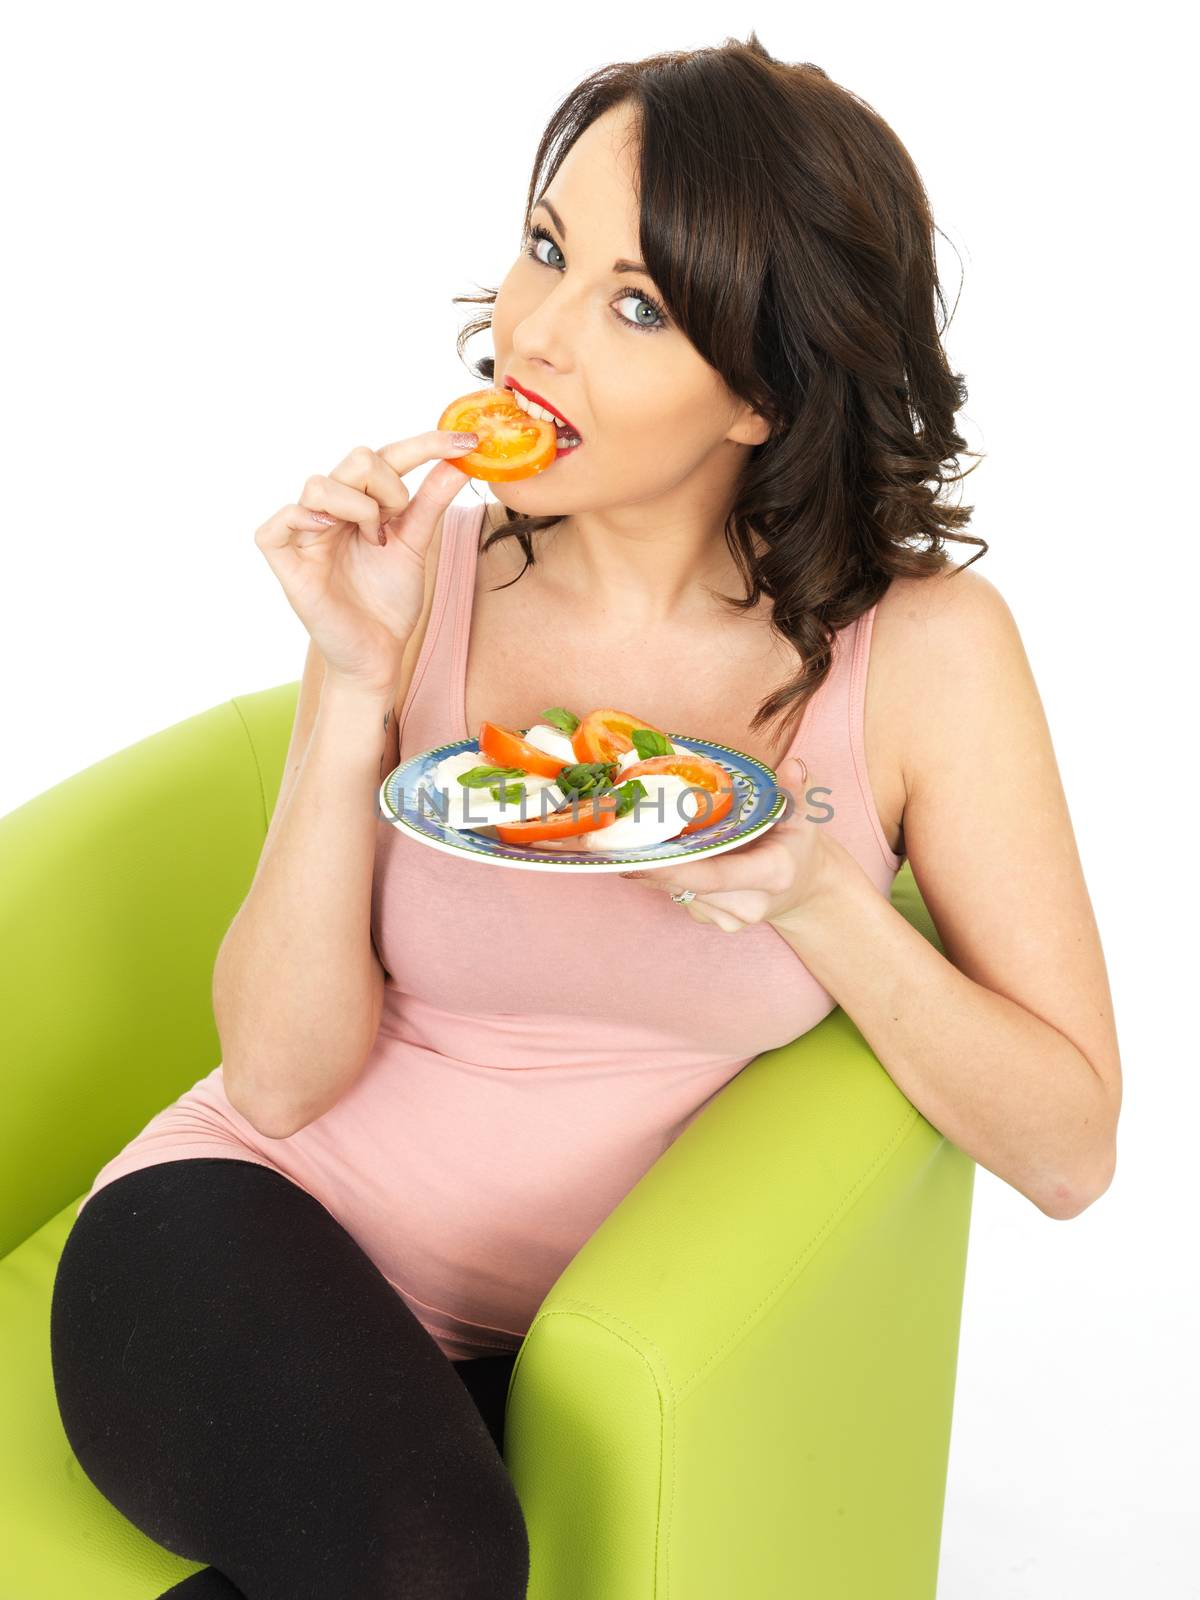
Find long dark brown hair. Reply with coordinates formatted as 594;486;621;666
452;31;986;746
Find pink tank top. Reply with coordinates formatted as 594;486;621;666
76;501;906;1360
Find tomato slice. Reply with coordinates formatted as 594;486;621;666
618;753;736;834
493;791;623;846
437;388;558;482
571;709;674;765
477;720;568;780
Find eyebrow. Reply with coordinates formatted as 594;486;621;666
534;196;649;277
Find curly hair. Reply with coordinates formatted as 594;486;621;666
451;30;986;746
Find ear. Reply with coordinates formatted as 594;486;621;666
727;402;773;448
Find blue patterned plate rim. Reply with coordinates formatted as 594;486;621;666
376;733;789;873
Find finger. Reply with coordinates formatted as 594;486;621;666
330;433;475;520
380;431;480;536
316;432;478;544
699;887;770;926
776;753;828;828
777;751;809;789
381;457;474;556
621;834;778;898
295;472;401;546
377;428;482;471
254;501;349;556
669;884;764;921
685;900;745;933
326;443;414;534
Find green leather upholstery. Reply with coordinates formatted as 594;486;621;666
0;682;973;1598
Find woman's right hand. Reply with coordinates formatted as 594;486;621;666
254;430;479;699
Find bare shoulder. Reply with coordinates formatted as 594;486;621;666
873;560;1008;643
872;561;1022;793
873;562;1010;693
862;561;1009;853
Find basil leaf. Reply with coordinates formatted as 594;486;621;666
489;780;526;803
631;727;673;760
613;778;648;819
555;760;619;799
456;764;526;789
540;706;580;735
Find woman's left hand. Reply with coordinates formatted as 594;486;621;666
618;754;836;933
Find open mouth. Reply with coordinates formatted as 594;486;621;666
503;374;584;453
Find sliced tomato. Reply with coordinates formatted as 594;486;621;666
571;708;674;765
618;752;736;834
477;720;568;780
437;388;558;482
493;791;624;846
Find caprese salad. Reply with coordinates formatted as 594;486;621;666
422;706;737;851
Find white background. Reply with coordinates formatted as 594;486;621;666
3;4;1195;1595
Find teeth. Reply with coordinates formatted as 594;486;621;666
508;386;576;433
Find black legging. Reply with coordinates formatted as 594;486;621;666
49;1156;530;1600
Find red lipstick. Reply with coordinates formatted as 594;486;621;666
502;374;582;439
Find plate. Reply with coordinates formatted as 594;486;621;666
376;734;789;873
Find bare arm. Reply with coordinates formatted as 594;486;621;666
772;570;1122;1219
214;667;396;1138
213;505;453;1138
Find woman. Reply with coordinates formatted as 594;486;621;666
50;33;1123;1600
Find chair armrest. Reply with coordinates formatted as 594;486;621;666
0;682;299;1257
507;866;976;1600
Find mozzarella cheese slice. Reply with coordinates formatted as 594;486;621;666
520;723;577;763
575;773;705;852
422;751;566;832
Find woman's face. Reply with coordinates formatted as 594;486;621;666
488;100;769;524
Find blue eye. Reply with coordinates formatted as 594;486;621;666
523;224;670;335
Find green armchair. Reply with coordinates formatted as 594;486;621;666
0;682;974;1599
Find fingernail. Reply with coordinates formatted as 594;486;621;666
450;431;478;450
